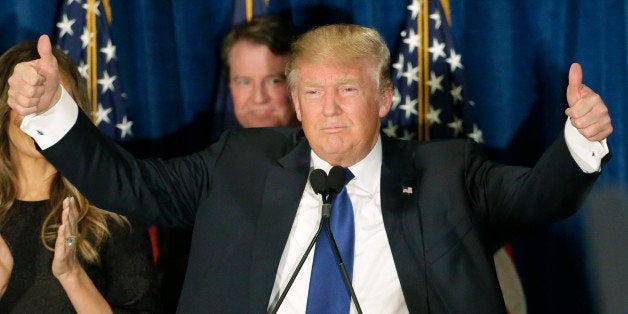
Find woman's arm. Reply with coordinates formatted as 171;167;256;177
0;235;13;298
53;197;112;314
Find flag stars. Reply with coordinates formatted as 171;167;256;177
407;0;420;20
402;28;420;54
82;0;101;16
429;11;442;29
399;95;418;119
80;27;94;49
402;62;419;87
94;103;112;126
78;60;89;79
428;38;446;62
448;117;463;137
428;71;444;94
116;116;133;139
467;124;484;143
392;54;404;78
97;71;116;94
392;88;401;110
100;39;117;63
446;49;464;72
382;120;399;138
56;14;76;38
450;83;463;103
427;105;442;125
400;129;416;141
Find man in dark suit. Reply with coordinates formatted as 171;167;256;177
8;24;612;313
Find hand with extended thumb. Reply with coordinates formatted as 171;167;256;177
7;34;61;116
564;63;613;142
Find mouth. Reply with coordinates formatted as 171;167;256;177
320;124;347;133
247;108;275;116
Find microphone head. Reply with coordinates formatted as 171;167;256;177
327;166;346;194
309;169;328;195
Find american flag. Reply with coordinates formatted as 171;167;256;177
383;0;482;143
55;0;133;141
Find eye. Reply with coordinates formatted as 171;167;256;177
339;85;359;94
266;76;286;86
303;88;321;96
231;78;251;86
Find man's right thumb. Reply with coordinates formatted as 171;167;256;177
37;34;54;64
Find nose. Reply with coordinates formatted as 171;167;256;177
253;82;269;104
322;90;341;116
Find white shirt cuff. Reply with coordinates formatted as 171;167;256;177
564;118;609;173
20;85;79;150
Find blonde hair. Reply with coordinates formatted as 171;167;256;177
0;40;128;264
286;24;392;92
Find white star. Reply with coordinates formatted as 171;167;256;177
402;62;419;87
450;83;463;103
80;27;94;49
56;14;76;38
429;11;442;29
402;27;420;54
382;119;399;138
94;103;112;126
66;0;80;4
428;38;446;62
100;39;117;63
77;60;89;79
392;53;404;78
427;105;442;125
407;0;421;20
97;71;116;94
116;116;133;139
446;49;464;72
399;95;418;120
400;129;415;141
467;124;483;143
427;71;444;94
448;116;463;137
392;87;401;110
83;0;101;16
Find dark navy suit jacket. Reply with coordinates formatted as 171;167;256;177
43;112;603;313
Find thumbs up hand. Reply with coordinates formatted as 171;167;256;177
565;63;613;142
7;34;61;116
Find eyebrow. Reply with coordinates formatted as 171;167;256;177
301;77;362;88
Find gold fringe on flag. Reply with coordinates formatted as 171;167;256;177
103;0;112;24
417;0;452;141
86;0;98;120
417;0;429;141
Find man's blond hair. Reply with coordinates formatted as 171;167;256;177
286;24;392;92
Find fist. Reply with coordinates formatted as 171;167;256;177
7;34;61;116
565;63;613;142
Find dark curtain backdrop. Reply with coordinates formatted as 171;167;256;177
1;1;625;312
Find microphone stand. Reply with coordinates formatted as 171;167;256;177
267;203;330;314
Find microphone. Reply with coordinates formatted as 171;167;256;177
268;167;362;313
268;168;336;314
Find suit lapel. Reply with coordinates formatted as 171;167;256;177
249;136;311;312
380;135;429;313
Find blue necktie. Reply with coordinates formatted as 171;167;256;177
306;169;355;313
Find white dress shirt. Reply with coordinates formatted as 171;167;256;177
268;138;409;313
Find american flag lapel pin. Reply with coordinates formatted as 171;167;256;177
402;185;413;195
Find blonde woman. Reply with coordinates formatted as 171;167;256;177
0;40;159;313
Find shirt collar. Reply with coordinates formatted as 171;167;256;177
310;135;382;193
